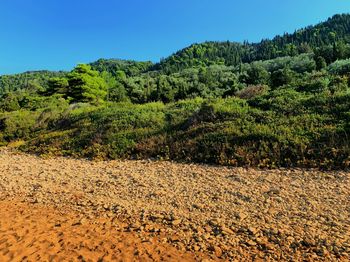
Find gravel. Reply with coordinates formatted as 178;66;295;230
0;148;349;260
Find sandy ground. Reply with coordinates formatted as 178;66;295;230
0;148;350;261
0;200;202;262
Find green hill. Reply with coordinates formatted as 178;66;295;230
1;14;350;169
152;14;350;73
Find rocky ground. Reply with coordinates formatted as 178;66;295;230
0;148;349;261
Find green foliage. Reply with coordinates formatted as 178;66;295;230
250;88;310;115
46;77;69;96
0;110;40;140
0;92;22;112
43;64;108;104
241;64;270;85
315;56;327;70
90;59;153;77
270;68;294;88
67;64;108;104
328;58;350;75
0;71;67;96
1;90;350;168
152;14;350;74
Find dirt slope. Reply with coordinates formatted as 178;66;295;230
0;149;349;261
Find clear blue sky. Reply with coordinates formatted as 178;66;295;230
1;0;350;75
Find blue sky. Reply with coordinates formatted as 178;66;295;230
1;0;350;75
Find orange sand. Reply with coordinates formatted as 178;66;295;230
0;200;205;262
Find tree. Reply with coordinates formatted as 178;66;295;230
271;68;294;88
46;77;69;96
299;77;330;93
329;75;348;95
244;64;269;85
100;71;127;102
315;45;334;64
67;64;108;104
0;92;21;112
315;56;327;70
45;65;108;104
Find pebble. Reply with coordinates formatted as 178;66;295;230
172;219;182;226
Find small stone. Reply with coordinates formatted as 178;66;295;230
193;245;200;251
214;246;223;257
131;221;141;229
172;219;181;226
80;218;88;225
170;236;180;242
72;221;81;226
209;245;222;257
119;222;129;230
204;226;212;232
255;237;267;245
235;212;247;221
209;218;221;227
221;225;234;235
246;240;257;246
267;188;280;195
202;233;211;240
248;227;258;235
150;214;164;221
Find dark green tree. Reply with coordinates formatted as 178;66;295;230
67;64;108;104
271;68;294;88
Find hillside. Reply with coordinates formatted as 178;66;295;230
1;14;350;168
152;14;350;73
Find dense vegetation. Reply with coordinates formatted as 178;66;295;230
1;14;350;169
153;14;350;73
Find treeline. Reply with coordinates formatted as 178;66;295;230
153;14;350;73
33;53;350;105
0;71;66;95
89;59;153;77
